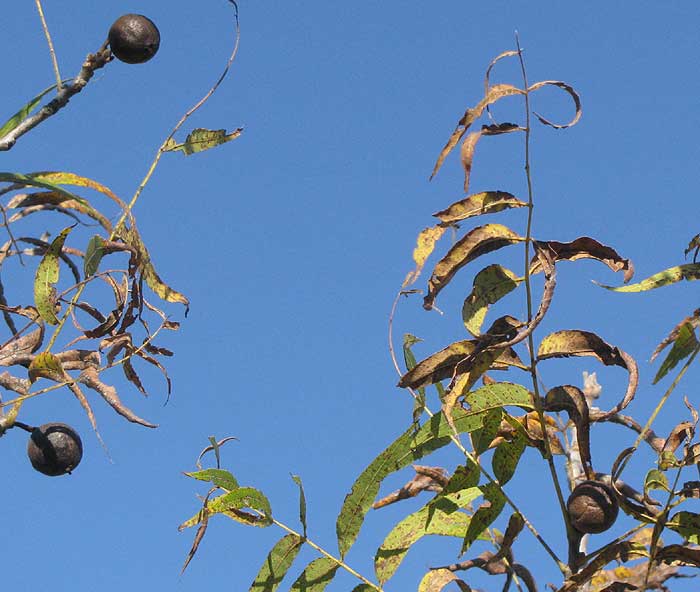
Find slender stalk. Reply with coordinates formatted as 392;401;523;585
271;518;384;591
514;33;571;547
34;0;63;91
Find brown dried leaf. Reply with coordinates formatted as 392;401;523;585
663;422;694;454
0;325;44;367
398;339;525;391
372;465;448;509
181;510;209;575
545;385;593;478
431;83;524;179
656;544;700;566
433;191;526;225
537;330;638;420
531;238;634;283
424;223;523;310
78;366;156;428
123;358;147;396
528;80;582;129
7;191;112;231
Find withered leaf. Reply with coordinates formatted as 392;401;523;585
545;385;593;478
651;309;700;362
0;325;44;367
459;125;523;192
528;80;582;129
531;237;634;283
433;191;526;226
537;330;638;420
598;263;700;293
7;191;112;232
424;224;522;310
656;544;700;566
431;83;524;180
398;338;525;391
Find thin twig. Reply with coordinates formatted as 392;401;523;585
34;0;63;91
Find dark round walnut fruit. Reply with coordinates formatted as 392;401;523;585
27;423;83;476
108;14;160;64
567;480;619;534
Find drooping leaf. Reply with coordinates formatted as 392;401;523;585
462;264;520;336
537;330;638;421
398;339;525;391
685;233;700;261
0;325;44;366
544;385;593;479
0;82;65;137
291;474;308;537
656;544;700;566
530;237;634;283
33;226;73;324
7;191;112;232
431;83;524;180
424;223;523;310
372;465;448;510
418;569;471;592
164;127;243;155
528;80;582;129
336;409;485;558
184;468;239;491
433;191;526;226
462;483;506;553
597;263;700;292
651;309;700;362
119;224;190;313
653;322;698;384
374;489;484;585
403;225;447;288
249;533;305;592
289;557;338;592
181;511;208;575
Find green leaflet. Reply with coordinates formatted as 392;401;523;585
249;533;305;592
84;235;105;277
291;474;308;537
374;488;484;584
0;81;66;137
336;408;484;558
0;172;89;203
597;263;700;292
184;468;239;491
28;351;65;383
653;323;698;384
462;264;520;336
164;127;243;155
462;483;506;553
667;511;700;544
179;486;272;529
465;382;533;413
33;226;73;325
290;557;339;592
492;430;527;485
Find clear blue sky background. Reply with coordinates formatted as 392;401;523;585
2;2;700;590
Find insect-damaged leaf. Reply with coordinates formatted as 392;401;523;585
418;569;470;592
164;127;243;155
598;263;700;292
184;468;239;491
492;430;527;485
28;351;65;383
431;83;524;180
398;339;525;391
249;533;305;592
462;483;506;553
530;237;634;283
424;224;522;310
403;225;447;288
33;226;73;325
433;191;526;226
335;409;484;558
374;488;484;585
290;557;339;592
653;322;698;384
119;225;190;313
666;511;700;544
537;330;638;421
462;264;520;336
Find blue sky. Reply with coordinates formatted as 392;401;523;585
2;2;700;590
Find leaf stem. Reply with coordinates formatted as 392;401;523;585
271;517;384;591
515;33;572;561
